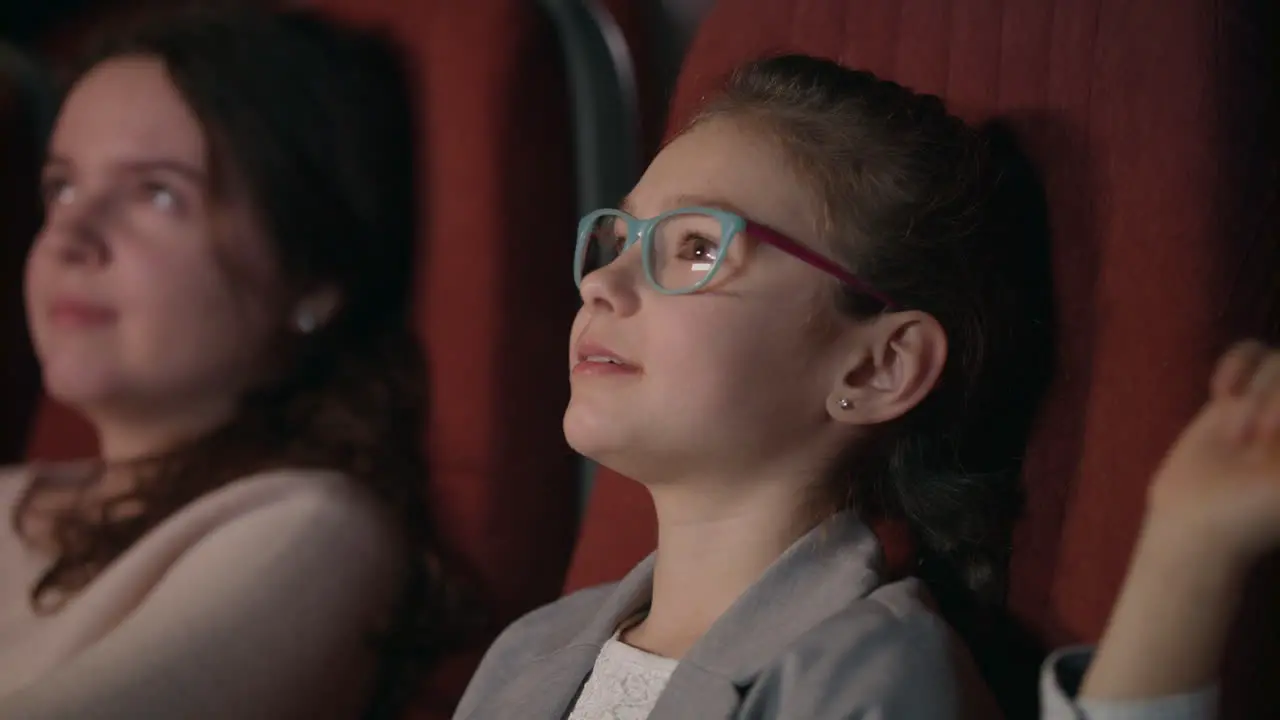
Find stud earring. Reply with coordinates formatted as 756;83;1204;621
294;310;318;334
838;398;853;410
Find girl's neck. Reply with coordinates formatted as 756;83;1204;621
622;481;828;659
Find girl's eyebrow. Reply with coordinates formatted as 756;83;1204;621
669;194;752;217
43;153;208;184
616;192;752;218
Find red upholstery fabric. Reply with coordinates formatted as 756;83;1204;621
311;3;587;714
564;471;655;590
564;1;1279;716
311;0;582;636
24;403;96;460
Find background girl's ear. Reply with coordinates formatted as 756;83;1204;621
292;286;342;333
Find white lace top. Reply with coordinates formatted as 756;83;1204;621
567;633;679;720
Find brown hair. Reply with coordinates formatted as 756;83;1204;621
692;54;1055;699
15;5;460;685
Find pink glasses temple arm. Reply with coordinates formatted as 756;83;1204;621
745;221;896;308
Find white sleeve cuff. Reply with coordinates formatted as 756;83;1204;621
1040;645;1218;720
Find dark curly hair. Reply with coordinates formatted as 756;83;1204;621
692;54;1055;711
12;5;460;710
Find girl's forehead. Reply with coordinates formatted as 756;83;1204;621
55;57;206;167
626;118;820;242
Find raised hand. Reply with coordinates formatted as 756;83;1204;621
1080;340;1280;703
1147;341;1280;567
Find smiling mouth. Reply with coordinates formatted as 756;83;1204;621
572;352;641;376
48;301;117;328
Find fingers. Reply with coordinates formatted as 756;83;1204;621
1225;393;1261;445
1254;354;1280;441
1248;350;1280;394
1222;345;1280;445
1211;341;1269;399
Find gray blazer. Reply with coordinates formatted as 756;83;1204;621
454;514;996;719
453;513;1217;720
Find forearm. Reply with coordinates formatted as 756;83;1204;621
1081;523;1245;700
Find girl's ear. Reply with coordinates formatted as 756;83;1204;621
826;310;947;425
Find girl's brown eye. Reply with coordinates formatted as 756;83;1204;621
677;233;719;265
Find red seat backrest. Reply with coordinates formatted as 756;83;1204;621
564;1;1279;716
311;0;584;631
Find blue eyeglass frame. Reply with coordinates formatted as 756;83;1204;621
574;206;896;307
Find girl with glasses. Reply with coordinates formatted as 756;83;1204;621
455;54;1280;720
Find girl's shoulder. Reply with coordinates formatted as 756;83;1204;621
741;575;997;718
